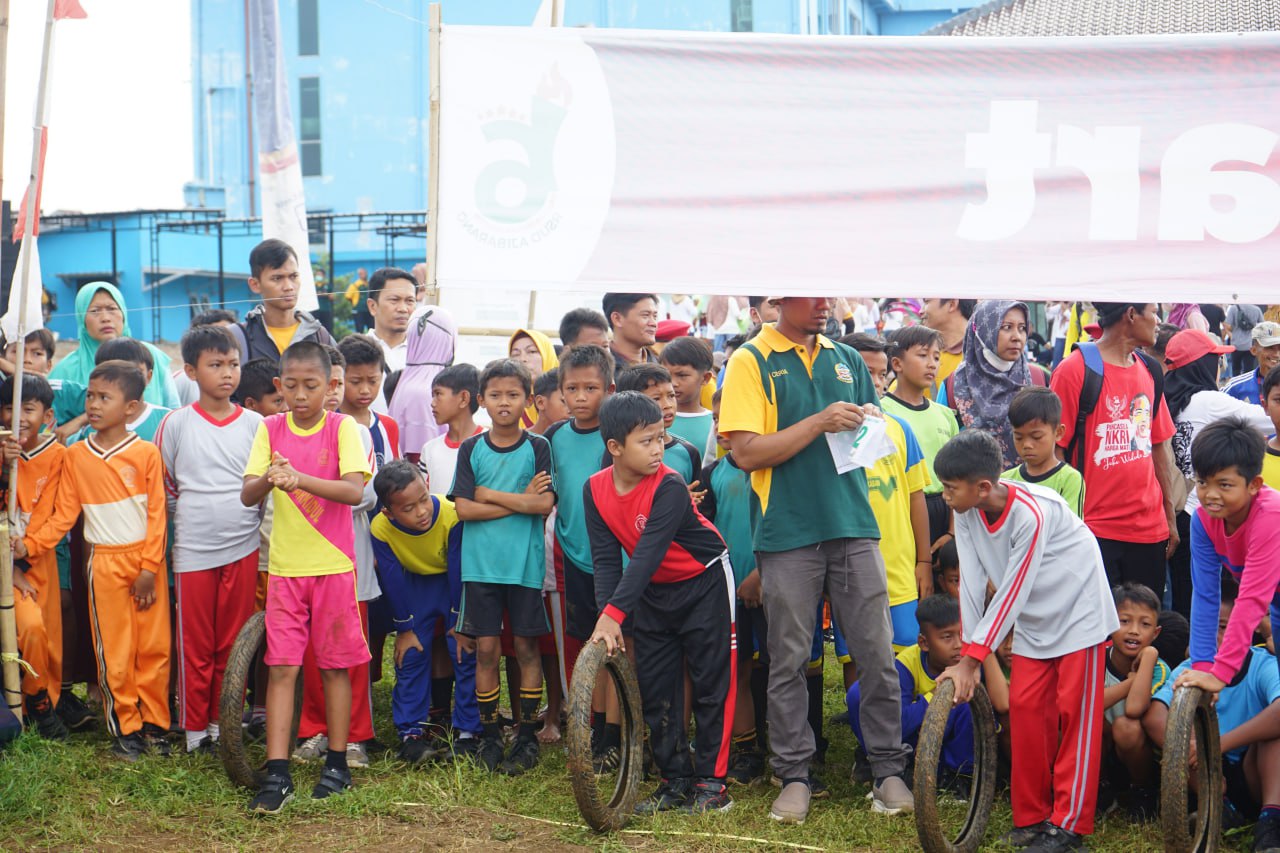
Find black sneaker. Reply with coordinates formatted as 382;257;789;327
312;765;353;800
244;719;267;743
1255;813;1280;853
111;732;148;763
636;777;694;815
188;736;216;756
474;736;505;771
141;723;172;757
726;750;765;786
681;778;734;814
998;821;1052;848
446;736;481;762
1126;785;1158;824
938;768;974;802
1024;824;1085;852
593;744;621;776
55;691;98;731
499;737;541;776
25;691;69;740
398;734;437;765
250;772;295;814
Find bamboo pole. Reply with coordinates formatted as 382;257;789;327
424;3;441;306
2;0;57;724
0;0;10;207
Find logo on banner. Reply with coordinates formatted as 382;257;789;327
439;30;616;284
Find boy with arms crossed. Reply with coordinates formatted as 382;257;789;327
586;392;736;814
451;359;554;775
934;430;1118;852
240;342;371;812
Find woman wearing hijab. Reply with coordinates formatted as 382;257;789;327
1162;329;1272;616
48;282;179;409
947;300;1046;470
389;305;458;462
507;328;558;428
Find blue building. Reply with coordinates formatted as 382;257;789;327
17;0;977;343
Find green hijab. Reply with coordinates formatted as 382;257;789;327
49;281;178;408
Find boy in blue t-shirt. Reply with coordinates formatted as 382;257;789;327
545;344;617;765
615;363;703;488
1145;588;1280;850
661;337;718;464
700;386;764;785
370;460;480;764
450;359;555;776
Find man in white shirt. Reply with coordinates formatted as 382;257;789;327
366;267;417;373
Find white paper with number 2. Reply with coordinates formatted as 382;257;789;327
826;417;894;475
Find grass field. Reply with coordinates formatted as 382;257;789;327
0;643;1254;852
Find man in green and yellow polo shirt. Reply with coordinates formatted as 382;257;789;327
719;296;910;825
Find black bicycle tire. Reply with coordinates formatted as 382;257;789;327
218;611;301;790
565;641;645;831
913;679;999;853
1161;685;1223;853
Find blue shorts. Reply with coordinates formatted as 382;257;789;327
829;600;919;664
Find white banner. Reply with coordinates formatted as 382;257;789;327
248;0;317;311
436;26;1280;303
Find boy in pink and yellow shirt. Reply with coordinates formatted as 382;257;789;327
241;342;371;814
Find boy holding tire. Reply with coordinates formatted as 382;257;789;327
933;430;1118;852
585;392;737;815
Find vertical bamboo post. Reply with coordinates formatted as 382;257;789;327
2;0;58;724
424;3;442;306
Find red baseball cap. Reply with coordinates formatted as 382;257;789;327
1164;329;1232;370
655;319;691;342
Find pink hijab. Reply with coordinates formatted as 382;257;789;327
389;305;458;455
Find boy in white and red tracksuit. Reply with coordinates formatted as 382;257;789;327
932;430;1118;852
583;391;737;816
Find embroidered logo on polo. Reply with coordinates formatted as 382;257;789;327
834;363;854;384
634;514;647;533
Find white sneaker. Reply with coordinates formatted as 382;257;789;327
871;775;914;815
292;733;329;762
345;740;369;769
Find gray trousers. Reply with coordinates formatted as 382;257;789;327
759;537;909;780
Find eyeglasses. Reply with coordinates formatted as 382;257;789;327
86;306;123;318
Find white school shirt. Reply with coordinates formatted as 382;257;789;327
419;427;485;494
156;404;264;573
955;481;1119;660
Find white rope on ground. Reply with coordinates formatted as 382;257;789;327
390;803;836;851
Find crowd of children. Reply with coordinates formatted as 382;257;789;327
5;276;1280;851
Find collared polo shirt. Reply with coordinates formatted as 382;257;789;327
718;324;880;552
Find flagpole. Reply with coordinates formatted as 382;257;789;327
424;2;441;305
2;0;57;723
0;0;10;207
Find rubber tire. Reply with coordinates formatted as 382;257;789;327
1161;685;1223;853
218;611;301;790
913;679;999;853
565;640;645;832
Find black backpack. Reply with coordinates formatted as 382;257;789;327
1064;342;1165;471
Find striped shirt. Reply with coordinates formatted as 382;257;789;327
956;481;1118;661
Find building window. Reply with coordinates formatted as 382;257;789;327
298;0;319;56
730;0;752;32
299;76;322;176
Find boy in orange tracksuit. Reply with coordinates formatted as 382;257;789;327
15;361;170;761
2;373;67;738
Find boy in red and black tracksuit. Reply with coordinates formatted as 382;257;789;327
584;391;737;815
